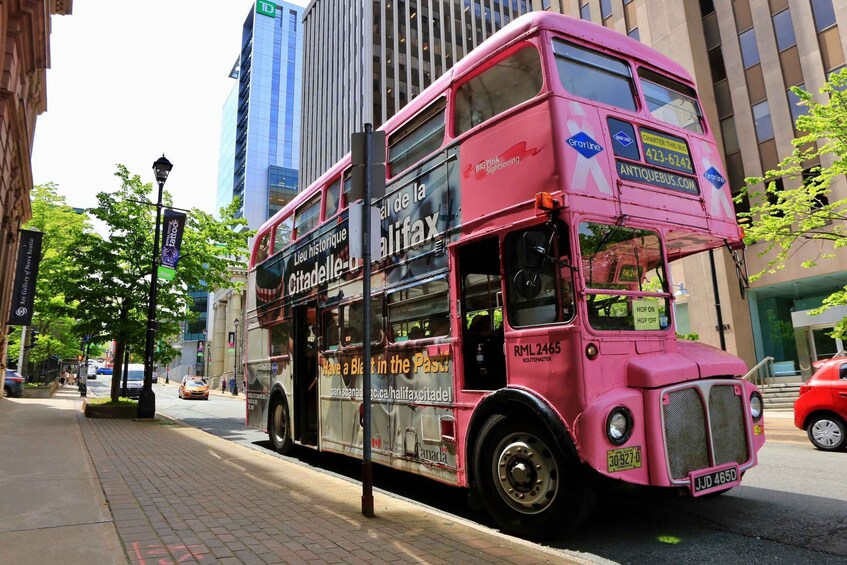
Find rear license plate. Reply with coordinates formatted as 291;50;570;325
607;446;642;472
690;464;740;496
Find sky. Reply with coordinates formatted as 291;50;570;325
31;0;305;216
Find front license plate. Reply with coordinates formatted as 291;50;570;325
690;464;740;496
607;446;642;472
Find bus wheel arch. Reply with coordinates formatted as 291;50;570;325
268;388;292;455
467;390;595;538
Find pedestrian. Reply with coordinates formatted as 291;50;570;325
221;376;226;394
59;369;68;387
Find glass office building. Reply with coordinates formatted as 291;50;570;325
217;0;304;229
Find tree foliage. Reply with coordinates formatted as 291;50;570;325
66;165;251;400
13;184;92;370
738;69;847;338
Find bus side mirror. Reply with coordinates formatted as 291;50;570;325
522;231;547;269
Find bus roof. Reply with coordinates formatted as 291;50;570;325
255;11;696;245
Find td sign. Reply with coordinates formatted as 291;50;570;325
257;1;276;18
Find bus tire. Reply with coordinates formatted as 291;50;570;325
474;414;595;539
269;396;292;455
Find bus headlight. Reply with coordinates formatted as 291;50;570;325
750;392;763;421
606;407;633;445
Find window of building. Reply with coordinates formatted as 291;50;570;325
803;168;829;210
293;193;321;237
454;46;542;135
389;98;445;175
708;47;727;82
580;3;591;21
752;100;774;141
554;39;637;111
773;9;796;51
739;28;760;69
639;69;704;133
787;85;810;125
811;0;837;33
700;0;715;16
720;116;740;154
601;0;613;20
628;27;640;41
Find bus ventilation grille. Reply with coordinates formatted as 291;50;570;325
663;384;749;480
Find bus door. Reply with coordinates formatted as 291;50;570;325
502;223;578;401
293;302;319;446
457;237;506;390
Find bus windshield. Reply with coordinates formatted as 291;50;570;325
579;222;670;332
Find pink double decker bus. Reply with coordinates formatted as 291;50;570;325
245;12;764;538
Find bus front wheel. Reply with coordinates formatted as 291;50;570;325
269;396;292;454
474;415;595;539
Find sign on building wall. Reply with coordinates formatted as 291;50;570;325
257;1;276;18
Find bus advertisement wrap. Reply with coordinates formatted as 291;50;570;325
255;151;460;322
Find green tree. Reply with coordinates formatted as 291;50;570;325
15;184;91;376
67;165;251;401
738;69;847;338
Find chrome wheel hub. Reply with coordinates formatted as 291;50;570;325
493;432;558;514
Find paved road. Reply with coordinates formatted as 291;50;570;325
87;380;847;563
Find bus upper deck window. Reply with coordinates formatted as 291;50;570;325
294;193;321;237
388;99;446;176
454;46;543;136
552;39;637;112
325;178;341;218
273;217;293;253
255;233;271;264
638;68;704;134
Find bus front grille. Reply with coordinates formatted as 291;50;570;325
662;383;749;480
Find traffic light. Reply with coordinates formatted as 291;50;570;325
24;329;39;351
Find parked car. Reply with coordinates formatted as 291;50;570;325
3;371;24;398
812;350;847;370
794;357;847;451
96;367;113;376
121;364;145;399
179;377;209;400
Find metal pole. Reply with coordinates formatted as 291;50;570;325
17;326;27;378
138;178;165;418
361;123;374;518
709;249;727;351
122;346;130;398
232;324;239;396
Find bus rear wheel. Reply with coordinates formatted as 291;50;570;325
475;415;595;539
269;396;292;454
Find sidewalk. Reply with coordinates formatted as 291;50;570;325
1;387;586;564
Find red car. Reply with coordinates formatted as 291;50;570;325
794;357;847;451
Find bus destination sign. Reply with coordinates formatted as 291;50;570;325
639;128;693;175
616;160;699;195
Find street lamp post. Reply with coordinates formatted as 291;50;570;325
202;328;208;380
232;318;239;396
138;155;173;419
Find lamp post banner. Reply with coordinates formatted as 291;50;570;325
160;209;187;271
8;230;43;325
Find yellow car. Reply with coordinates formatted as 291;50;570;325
178;378;209;400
